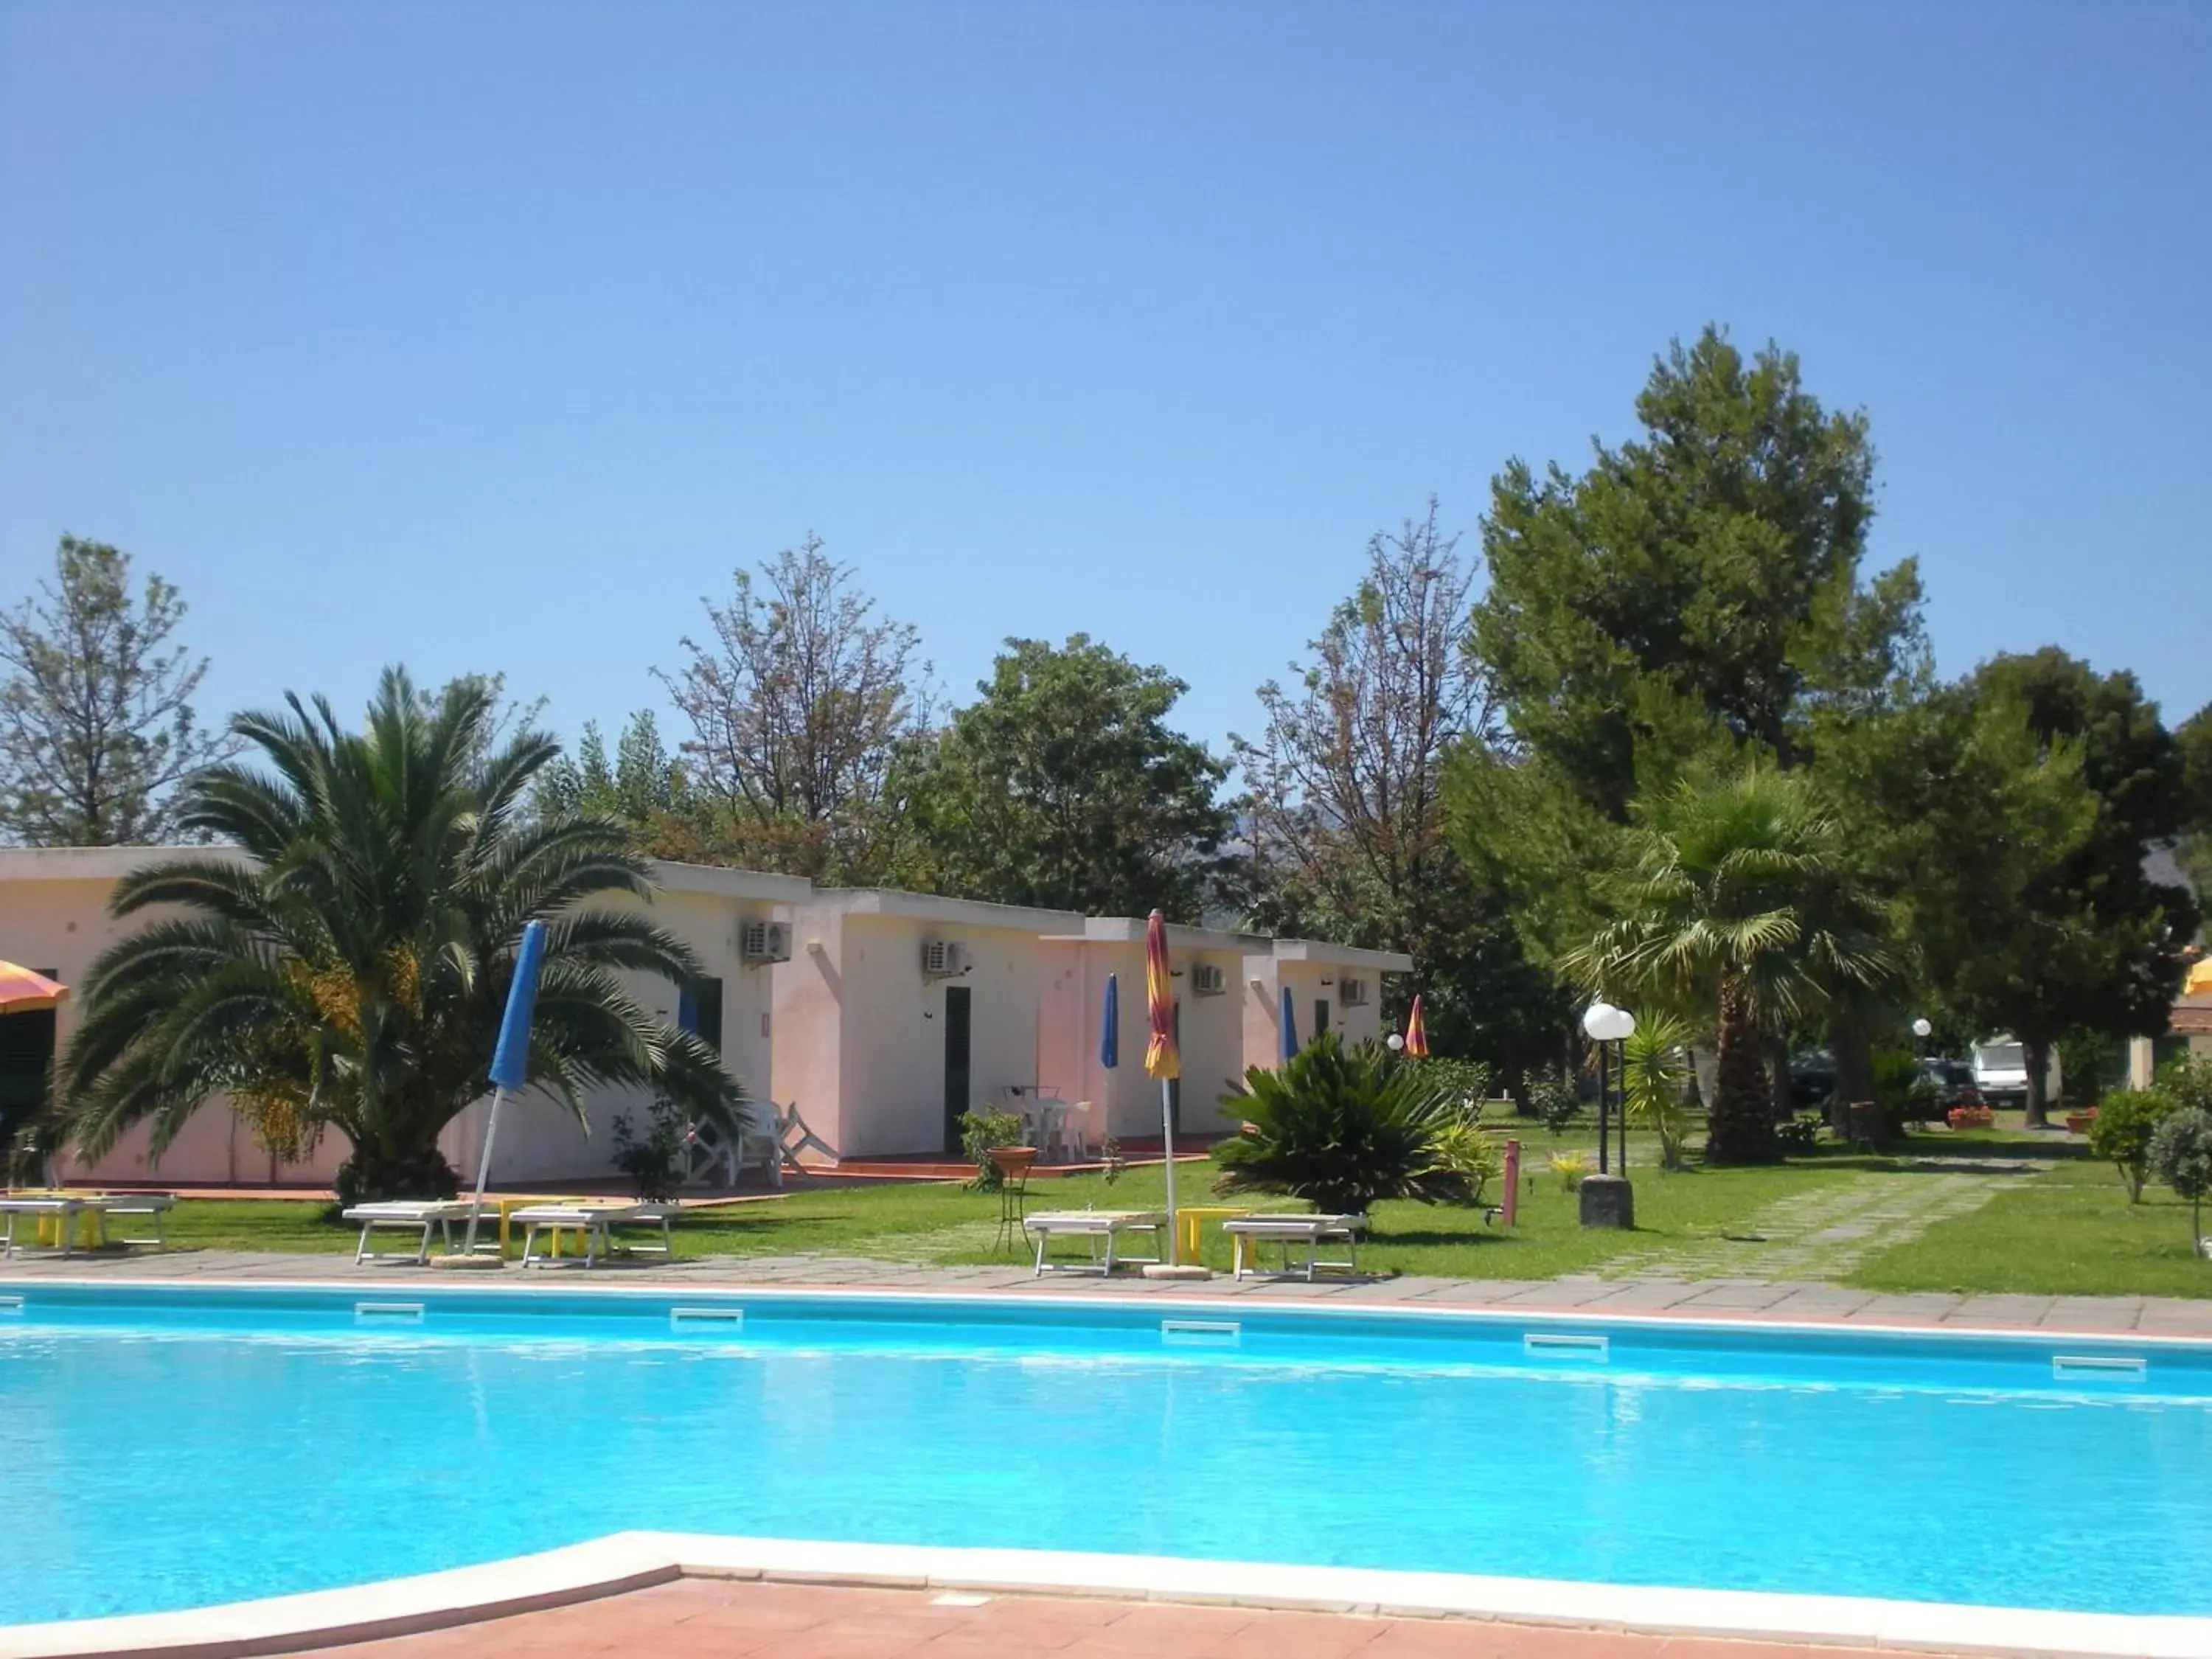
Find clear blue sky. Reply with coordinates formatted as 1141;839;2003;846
4;0;2207;767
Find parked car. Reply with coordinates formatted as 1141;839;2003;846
1787;1049;1836;1113
1971;1037;2030;1107
1919;1058;1983;1114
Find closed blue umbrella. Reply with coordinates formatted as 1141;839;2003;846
1279;984;1298;1062
1101;972;1120;1070
465;919;549;1253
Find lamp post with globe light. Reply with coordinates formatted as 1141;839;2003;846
1579;1001;1638;1228
1913;1017;1933;1056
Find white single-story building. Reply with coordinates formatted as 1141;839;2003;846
0;846;1414;1187
1036;918;1275;1149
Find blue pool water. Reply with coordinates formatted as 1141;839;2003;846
3;1284;2211;1627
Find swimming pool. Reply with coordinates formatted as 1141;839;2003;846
4;1281;2211;1628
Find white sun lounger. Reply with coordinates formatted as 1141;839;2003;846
341;1200;477;1265
0;1193;178;1256
0;1197;91;1257
1222;1213;1367;1282
1022;1209;1166;1277
509;1202;677;1267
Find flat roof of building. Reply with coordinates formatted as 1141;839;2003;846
1047;917;1272;954
650;860;814;904
1265;937;1416;974
807;886;1086;934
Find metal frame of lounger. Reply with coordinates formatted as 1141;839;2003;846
512;1203;675;1268
1223;1214;1366;1282
90;1194;175;1250
341;1202;474;1265
0;1197;91;1257
1022;1211;1166;1277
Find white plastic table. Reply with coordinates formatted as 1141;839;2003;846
1222;1213;1366;1282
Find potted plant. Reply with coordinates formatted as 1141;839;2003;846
2065;1107;2098;1135
1947;1105;1995;1130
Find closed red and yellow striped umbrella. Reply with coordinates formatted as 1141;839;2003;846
1144;910;1179;1082
1143;909;1183;1265
1404;994;1430;1058
0;962;67;1012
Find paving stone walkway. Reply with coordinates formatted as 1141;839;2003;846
1599;1164;2031;1282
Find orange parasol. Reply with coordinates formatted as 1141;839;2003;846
1404;994;1430;1057
0;963;68;1013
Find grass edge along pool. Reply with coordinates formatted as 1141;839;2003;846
8;1280;2211;1400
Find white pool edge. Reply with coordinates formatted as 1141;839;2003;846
10;1271;2212;1352
4;1534;2210;1659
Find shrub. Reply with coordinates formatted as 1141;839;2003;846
2163;1054;2212;1115
1427;1104;1503;1208
1215;1032;1471;1217
610;1096;691;1201
2147;1107;2212;1253
1622;1015;1694;1169
1423;1057;1498;1113
1775;1114;1823;1153
1871;1047;1935;1134
2087;1087;2182;1203
1548;1150;1590;1191
1524;1066;1579;1135
958;1109;1027;1190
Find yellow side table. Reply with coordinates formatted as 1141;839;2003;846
1176;1206;1250;1263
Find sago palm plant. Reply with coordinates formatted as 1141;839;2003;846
1568;768;1892;1164
1214;1032;1471;1217
61;669;745;1203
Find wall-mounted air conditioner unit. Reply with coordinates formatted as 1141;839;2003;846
1191;964;1227;996
1339;976;1371;1007
921;939;974;978
740;920;792;964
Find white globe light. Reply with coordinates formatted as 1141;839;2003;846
1912;1018;1933;1039
1386;1032;1406;1051
1582;1002;1618;1040
1609;1006;1638;1041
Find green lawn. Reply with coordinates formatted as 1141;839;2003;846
80;1120;2212;1298
1845;1151;2212;1299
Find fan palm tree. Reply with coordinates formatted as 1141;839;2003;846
60;668;745;1203
1568;768;1893;1164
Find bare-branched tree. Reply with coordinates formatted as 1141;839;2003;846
659;535;929;879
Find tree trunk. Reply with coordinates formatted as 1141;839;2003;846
1831;1006;1876;1133
1708;977;1780;1164
2023;1034;2052;1130
1766;1036;1793;1123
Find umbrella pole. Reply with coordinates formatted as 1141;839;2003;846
462;1089;509;1256
1160;1077;1178;1265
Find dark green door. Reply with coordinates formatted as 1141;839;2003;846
1314;999;1330;1043
942;986;973;1155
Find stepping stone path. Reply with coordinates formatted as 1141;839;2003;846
1601;1164;2037;1282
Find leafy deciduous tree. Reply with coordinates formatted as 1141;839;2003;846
661;535;928;880
1939;650;2199;1126
1235;501;1562;1065
889;634;1231;919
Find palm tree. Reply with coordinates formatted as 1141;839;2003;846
1568;768;1893;1164
60;669;745;1203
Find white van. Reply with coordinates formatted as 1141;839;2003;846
1972;1037;2030;1107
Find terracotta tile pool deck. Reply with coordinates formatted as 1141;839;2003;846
299;1579;1972;1659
